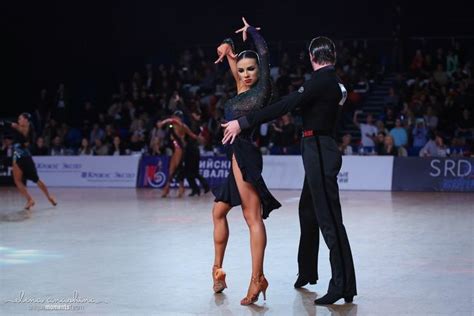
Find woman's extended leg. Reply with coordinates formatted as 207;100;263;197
162;148;183;197
12;163;35;210
212;201;232;268
36;180;57;206
231;154;268;304
212;201;231;292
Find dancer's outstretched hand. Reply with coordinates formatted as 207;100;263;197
214;43;236;64
235;17;260;42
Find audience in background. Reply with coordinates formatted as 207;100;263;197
50;136;65;156
339;134;354;155
31;137;49;156
1;39;472;158
419;133;448;157
92;138;109;156
78;138;93;156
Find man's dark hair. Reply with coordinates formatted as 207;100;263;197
308;36;336;64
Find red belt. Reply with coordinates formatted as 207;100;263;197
302;130;331;138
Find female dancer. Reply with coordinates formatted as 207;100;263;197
158;110;201;198
211;18;281;305
1;113;56;210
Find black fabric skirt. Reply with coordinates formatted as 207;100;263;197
212;137;281;219
16;156;39;183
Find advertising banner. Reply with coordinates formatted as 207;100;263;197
392;157;474;192
262;156;305;189
262;156;393;190
137;156;170;188
0;156;13;186
137;156;230;189
28;156;141;188
338;156;394;191
198;156;230;189
25;155;473;192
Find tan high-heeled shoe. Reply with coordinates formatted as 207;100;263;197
212;265;227;293
240;274;268;305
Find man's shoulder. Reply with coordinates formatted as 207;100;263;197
299;74;328;93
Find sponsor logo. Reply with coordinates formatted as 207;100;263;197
36;163;60;170
145;161;167;188
430;159;474;191
429;159;473;177
337;171;349;183
81;172;134;179
36;163;82;170
202;169;230;178
199;158;230;179
62;163;82;170
199;159;231;170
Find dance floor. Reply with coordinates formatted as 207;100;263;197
0;187;473;315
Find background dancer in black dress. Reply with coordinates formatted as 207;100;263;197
211;18;281;306
158;110;201;198
0;113;57;211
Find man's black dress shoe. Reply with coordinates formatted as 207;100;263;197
294;275;317;288
314;292;354;305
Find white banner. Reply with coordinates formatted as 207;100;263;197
26;155;393;190
262;156;305;189
28;156;141;188
262;156;393;191
338;156;393;190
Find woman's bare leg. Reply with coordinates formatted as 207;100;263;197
36;180;56;206
162;149;183;197
212;201;232;268
212;201;232;292
231;154;266;281
169;149;183;176
12;163;34;209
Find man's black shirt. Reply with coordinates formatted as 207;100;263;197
238;65;347;137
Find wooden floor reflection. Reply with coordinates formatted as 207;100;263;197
0;187;472;315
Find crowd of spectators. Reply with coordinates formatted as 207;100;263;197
341;43;473;157
1;39;378;158
1;39;472;159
